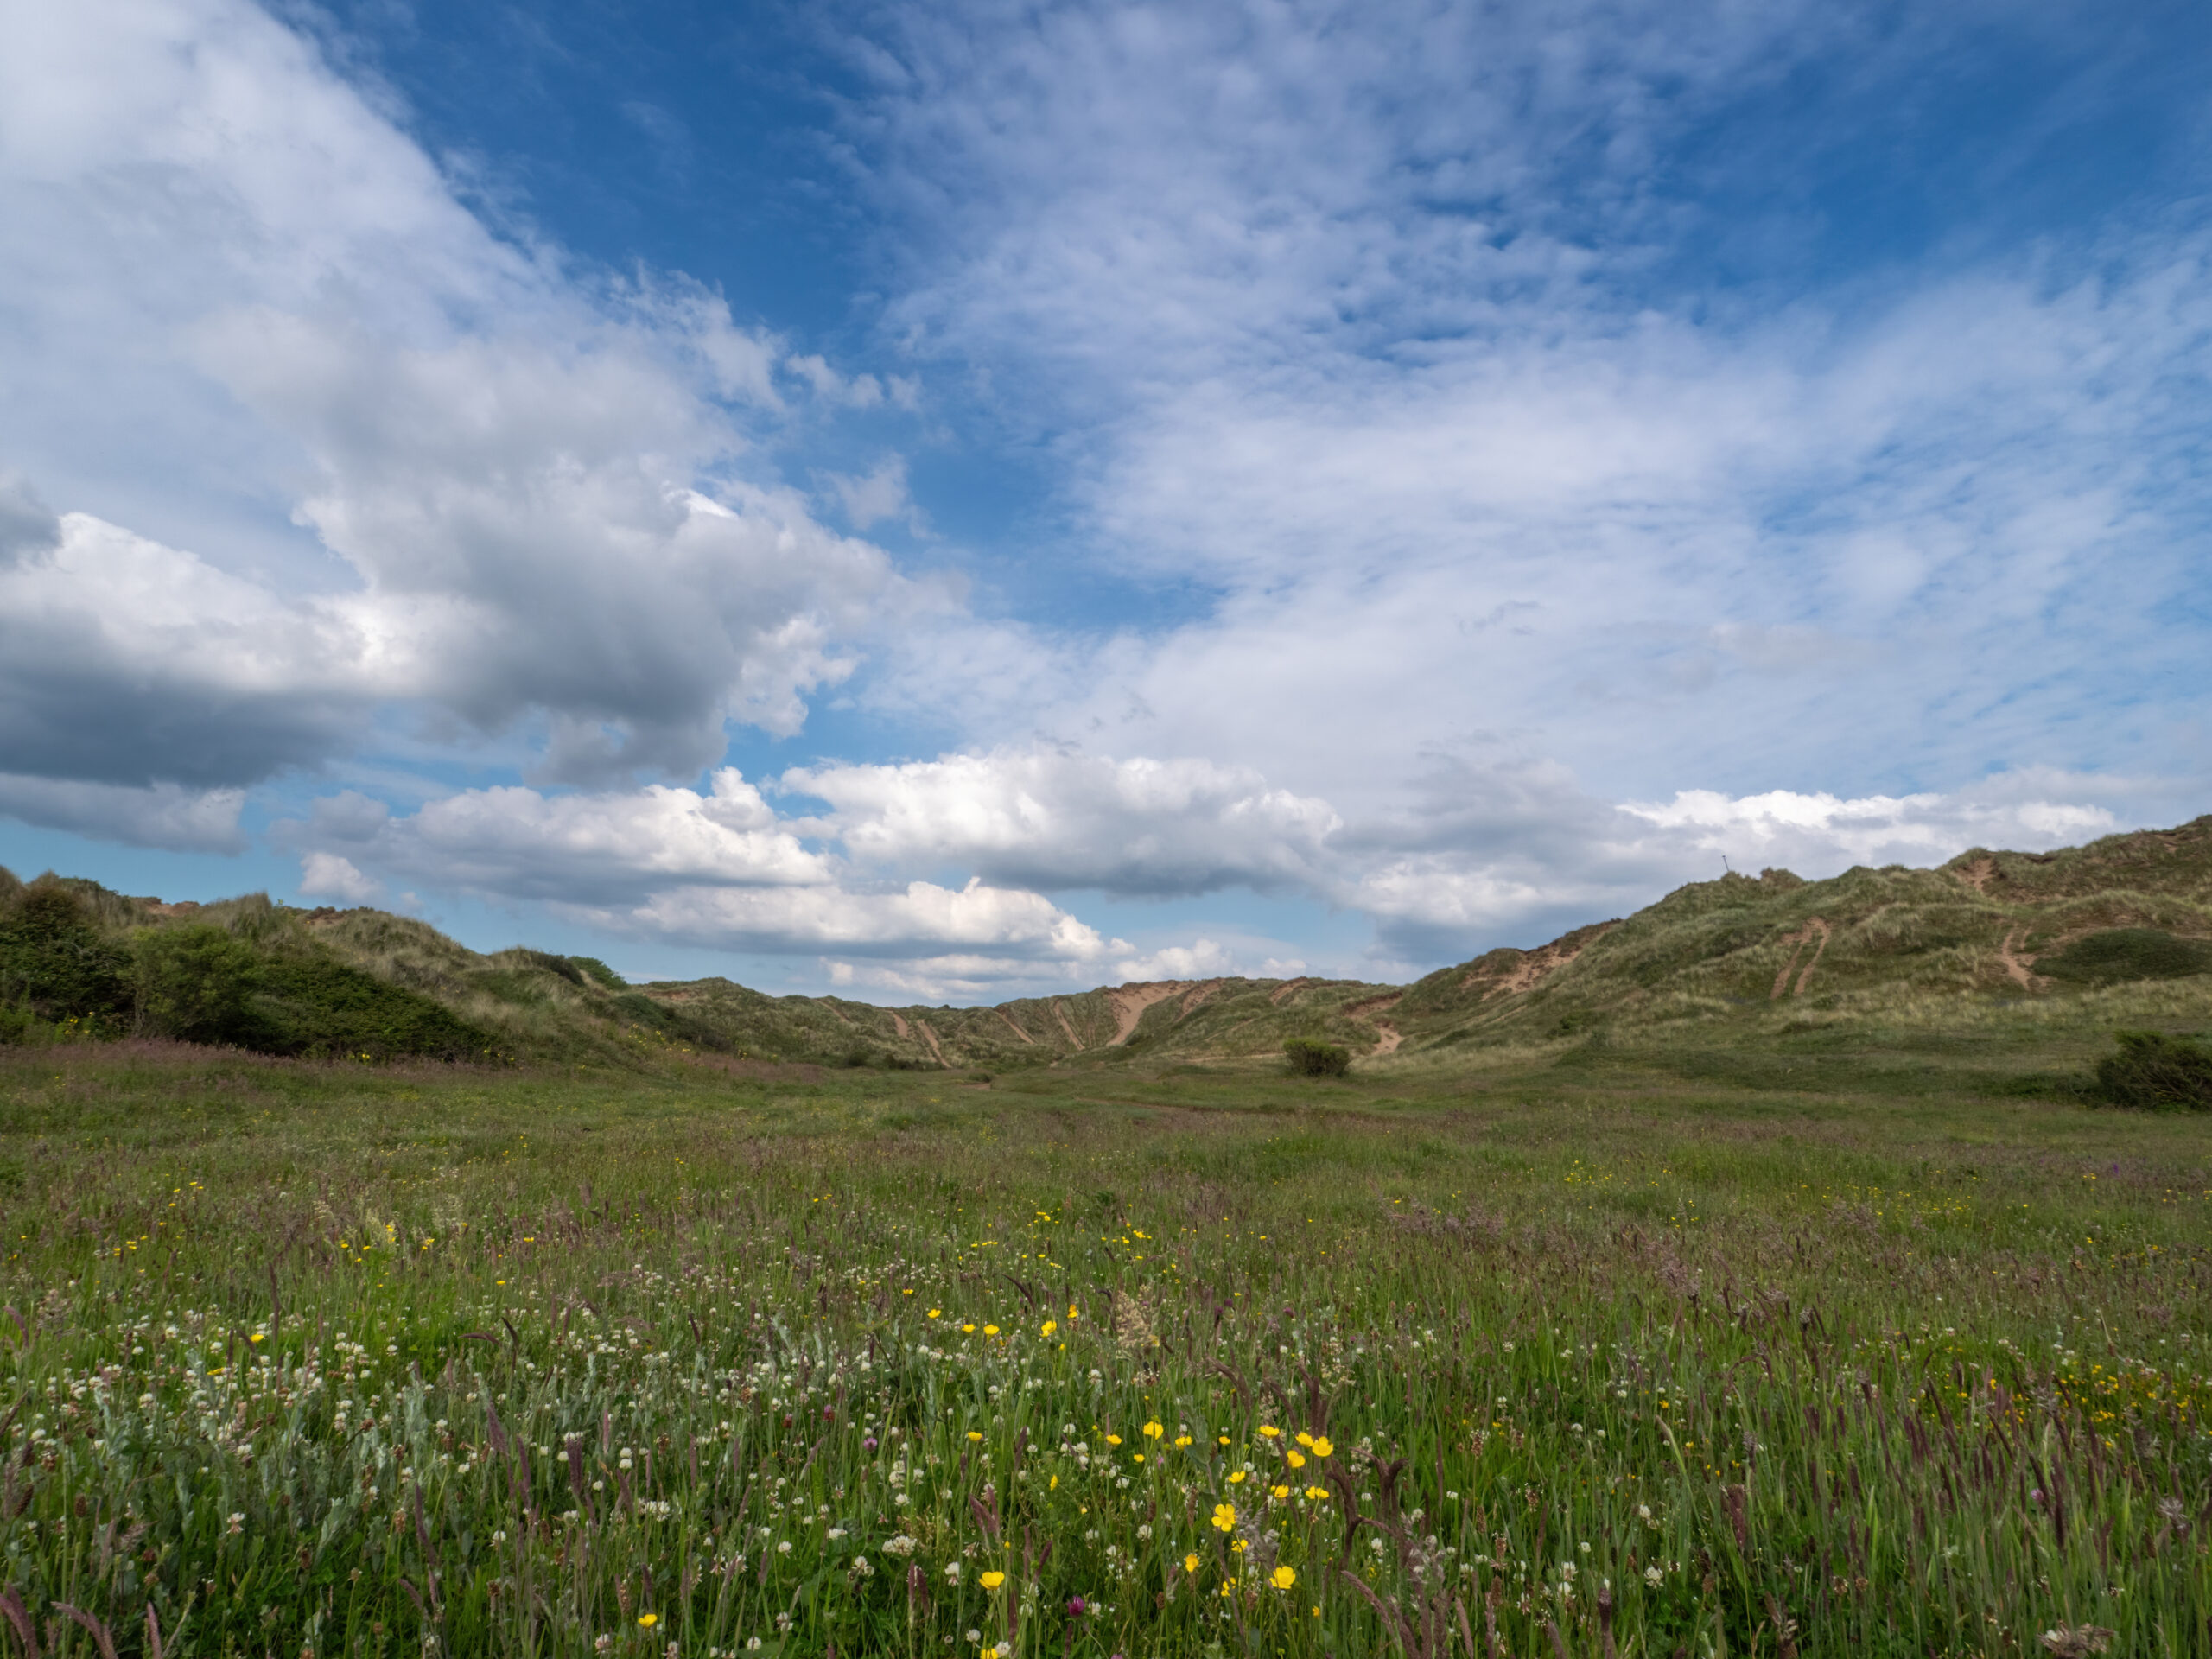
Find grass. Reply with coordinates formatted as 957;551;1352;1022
0;1031;2203;1659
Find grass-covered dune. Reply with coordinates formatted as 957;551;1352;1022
8;817;2212;1077
0;1041;2203;1656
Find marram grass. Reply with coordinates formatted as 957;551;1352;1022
0;1042;2204;1657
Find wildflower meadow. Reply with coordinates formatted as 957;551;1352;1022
0;1041;2203;1657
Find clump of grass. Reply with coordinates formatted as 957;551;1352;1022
2092;1029;2212;1110
2037;930;2212;986
1282;1037;1350;1076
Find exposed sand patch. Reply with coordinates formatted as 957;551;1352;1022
996;1010;1036;1045
1370;1020;1402;1055
890;1012;911;1040
1343;992;1402;1019
1465;925;1615;997
1107;983;1185;1046
1050;1001;1083;1047
1952;857;1999;895
1178;980;1224;1015
914;1018;948;1065
1769;918;1831;999
1268;977;1312;1006
1996;925;2044;989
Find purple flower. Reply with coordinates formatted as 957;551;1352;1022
1067;1597;1086;1617
863;1436;879;1451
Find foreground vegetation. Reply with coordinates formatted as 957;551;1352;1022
0;1027;2203;1658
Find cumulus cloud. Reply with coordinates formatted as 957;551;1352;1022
285;771;830;906
0;0;910;809
298;852;382;905
0;773;245;855
785;746;1341;896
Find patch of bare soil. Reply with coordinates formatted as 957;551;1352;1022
1996;925;2044;989
890;1012;912;1039
996;1010;1036;1045
1267;977;1312;1006
1951;857;1999;895
1107;983;1185;1046
1178;980;1224;1015
1050;1001;1083;1047
914;1019;948;1065
1770;918;1832;1000
1464;925;1616;997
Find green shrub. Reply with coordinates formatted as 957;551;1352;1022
2092;1030;2212;1110
2037;929;2211;985
569;956;626;989
134;923;261;1044
1284;1037;1351;1077
250;956;499;1060
0;882;132;1020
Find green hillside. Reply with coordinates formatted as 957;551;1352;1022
4;813;2210;1075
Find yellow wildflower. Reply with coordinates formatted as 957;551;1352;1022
1286;1450;1306;1469
1226;1471;1247;1484
638;1614;658;1629
983;1325;1000;1337
1271;1566;1296;1590
1041;1319;1057;1338
1309;1436;1333;1459
1142;1421;1164;1439
967;1431;983;1442
980;1571;1006;1590
1257;1425;1280;1439
1271;1484;1290;1500
1184;1553;1200;1574
1211;1503;1236;1531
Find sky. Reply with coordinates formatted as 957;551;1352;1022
1;0;2208;1001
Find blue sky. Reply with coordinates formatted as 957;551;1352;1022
2;0;2208;1000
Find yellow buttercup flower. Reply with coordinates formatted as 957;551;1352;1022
1106;1433;1122;1446
1295;1432;1313;1447
1271;1484;1290;1500
983;1324;1000;1336
1304;1485;1330;1501
1286;1450;1306;1469
1142;1421;1164;1439
967;1431;983;1442
1184;1552;1201;1574
1226;1471;1247;1484
1271;1566;1296;1590
1257;1425;1280;1439
1211;1503;1236;1531
962;1323;976;1332
1309;1436;1333;1459
638;1614;658;1629
1041;1319;1057;1337
928;1309;941;1319
1174;1435;1192;1448
980;1571;1006;1590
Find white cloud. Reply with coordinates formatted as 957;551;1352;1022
0;0;909;798
785;746;1341;896
289;771;830;906
298;852;381;905
0;773;245;855
1619;785;2118;872
587;879;1118;965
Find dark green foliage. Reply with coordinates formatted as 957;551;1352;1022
2092;1030;2212;1110
0;880;132;1020
569;956;626;988
133;923;261;1044
2036;929;2211;985
249;955;498;1060
510;948;585;986
1284;1037;1351;1076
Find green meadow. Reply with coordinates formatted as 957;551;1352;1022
0;1031;2202;1659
